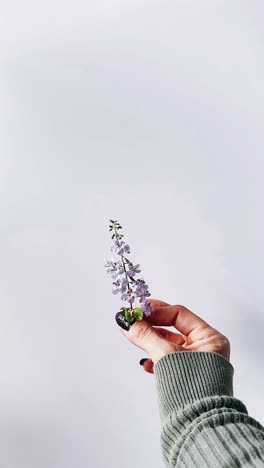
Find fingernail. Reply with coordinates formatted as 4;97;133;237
139;358;148;366
115;311;136;331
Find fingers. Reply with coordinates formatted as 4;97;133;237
119;319;166;352
146;303;209;336
154;327;186;346
119;319;182;363
140;358;154;374
149;298;171;308
138;329;186;375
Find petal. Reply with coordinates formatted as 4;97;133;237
112;289;120;295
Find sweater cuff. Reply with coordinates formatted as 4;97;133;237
154;351;234;420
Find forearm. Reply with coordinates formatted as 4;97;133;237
154;352;264;467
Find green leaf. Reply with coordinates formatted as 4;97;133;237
134;308;143;320
125;310;134;322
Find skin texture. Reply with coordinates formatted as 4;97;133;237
119;298;230;374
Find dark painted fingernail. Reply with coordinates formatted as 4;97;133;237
139;358;148;366
115;311;136;331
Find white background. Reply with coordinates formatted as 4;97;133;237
1;1;264;467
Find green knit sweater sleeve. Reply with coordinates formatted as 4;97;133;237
153;351;264;467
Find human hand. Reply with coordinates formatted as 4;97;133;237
117;298;230;374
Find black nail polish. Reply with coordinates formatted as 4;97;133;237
115;311;136;331
139;358;148;366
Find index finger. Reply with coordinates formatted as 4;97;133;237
146;301;209;336
148;298;171;308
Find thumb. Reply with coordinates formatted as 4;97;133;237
116;312;182;363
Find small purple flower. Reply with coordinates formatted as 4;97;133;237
121;289;135;303
140;299;154;317
104;258;119;279
143;305;154;317
127;263;141;278
139;294;151;304
135;279;150;301
120;292;129;301
111;240;131;256
110;240;122;253
120;277;129;293
112;279;121;294
116;260;125;276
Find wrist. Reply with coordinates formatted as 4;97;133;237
153;351;234;420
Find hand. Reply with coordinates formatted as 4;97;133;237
118;298;230;374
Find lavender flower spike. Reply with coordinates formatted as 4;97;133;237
105;219;154;322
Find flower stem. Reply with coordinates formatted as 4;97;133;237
113;227;133;310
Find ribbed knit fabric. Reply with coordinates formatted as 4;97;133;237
153;351;264;467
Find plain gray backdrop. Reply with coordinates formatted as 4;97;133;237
1;1;264;467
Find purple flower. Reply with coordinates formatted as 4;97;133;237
127;263;141;278
110;240;122;253
111;240;130;256
116;260;125;276
112;277;129;295
112;279;121;294
104;258;125;279
140;299;154;317
121;289;135;303
120;277;129;293
135;279;150;301
120;292;129;301
104;258;119;279
143;305;154;317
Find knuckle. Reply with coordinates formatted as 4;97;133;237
222;335;230;351
214;334;231;359
174;304;186;310
219;333;230;347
